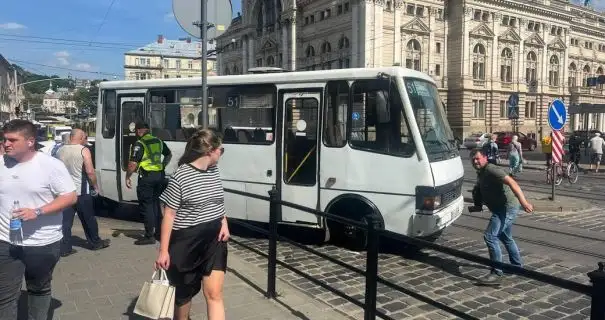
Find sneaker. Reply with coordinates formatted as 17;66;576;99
91;239;111;250
61;249;77;257
477;272;503;285
135;237;156;245
468;205;483;213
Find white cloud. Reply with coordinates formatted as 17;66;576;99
54;51;70;58
53;51;70;66
75;63;93;71
0;22;26;30
57;58;70;66
164;12;175;22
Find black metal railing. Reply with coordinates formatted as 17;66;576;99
224;187;605;320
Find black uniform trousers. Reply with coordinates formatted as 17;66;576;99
137;170;166;239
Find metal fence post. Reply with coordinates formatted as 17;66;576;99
364;214;380;320
266;186;279;299
588;262;605;320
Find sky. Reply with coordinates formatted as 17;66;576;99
0;0;242;80
0;0;604;81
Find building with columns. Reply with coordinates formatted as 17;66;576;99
217;0;605;139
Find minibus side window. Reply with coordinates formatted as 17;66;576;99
349;79;414;157
102;90;116;139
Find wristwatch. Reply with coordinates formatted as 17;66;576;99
35;208;43;217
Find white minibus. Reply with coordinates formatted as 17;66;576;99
94;67;464;249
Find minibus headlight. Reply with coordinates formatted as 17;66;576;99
422;195;441;211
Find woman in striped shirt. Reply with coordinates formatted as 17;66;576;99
155;128;229;320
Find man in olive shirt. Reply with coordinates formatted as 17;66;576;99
471;149;534;285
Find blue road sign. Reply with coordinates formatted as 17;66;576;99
352;112;360;120
507;103;519;119
508;93;519;107
548;99;567;131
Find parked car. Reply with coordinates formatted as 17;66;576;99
494;131;537;151
463;132;490;149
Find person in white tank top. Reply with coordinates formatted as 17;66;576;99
56;129;109;256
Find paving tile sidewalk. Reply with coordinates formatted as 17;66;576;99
40;217;350;320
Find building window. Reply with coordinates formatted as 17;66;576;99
502;15;516;27
435;64;441;76
527;21;540;32
500;48;513;83
474;10;489;22
256;58;263;67
525;101;536;118
405;39;421;71
549;55;560;87
176;60;181;70
188;61;193;69
568;62;576;87
583;64;591;87
344;2;349;12
337;4;343;14
306;46;316;58
472;99;485;118
525;51;537;84
163;59;169;68
472;44;486;81
321;41;332;54
499;100;507;118
267;56;275;66
596;67;604;89
436;42;441;54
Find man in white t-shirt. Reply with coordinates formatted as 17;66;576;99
588;132;605;173
0;120;77;320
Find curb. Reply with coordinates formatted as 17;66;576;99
462;197;595;214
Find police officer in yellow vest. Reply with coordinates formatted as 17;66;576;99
126;121;172;245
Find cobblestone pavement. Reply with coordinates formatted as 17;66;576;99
229;228;595;320
43;217;349;320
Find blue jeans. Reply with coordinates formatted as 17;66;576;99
61;194;102;253
483;206;523;275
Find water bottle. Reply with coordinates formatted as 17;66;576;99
9;200;23;246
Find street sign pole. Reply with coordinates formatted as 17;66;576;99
548;99;567;202
551;131;555;201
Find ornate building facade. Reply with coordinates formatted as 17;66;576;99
217;0;605;139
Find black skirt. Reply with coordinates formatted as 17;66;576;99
166;218;228;305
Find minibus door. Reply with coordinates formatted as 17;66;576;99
117;95;146;202
279;91;321;225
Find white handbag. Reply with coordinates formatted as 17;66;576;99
133;269;175;320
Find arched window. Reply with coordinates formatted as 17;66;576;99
338;37;350;50
568;62;577;87
583;64;591;87
525;51;537;83
306;46;315;57
596;67;603;89
405;39;421;71
321;42;332;54
233;65;239;74
549;56;560;87
500;48;513;83
472;44;486;80
267;56;275;66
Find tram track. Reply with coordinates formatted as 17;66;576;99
451;219;605;260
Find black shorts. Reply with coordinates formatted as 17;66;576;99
166;218;228;306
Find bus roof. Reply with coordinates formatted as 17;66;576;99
99;67;435;90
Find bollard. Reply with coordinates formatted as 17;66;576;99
364;214;380;320
588;262;605;320
266;186;279;299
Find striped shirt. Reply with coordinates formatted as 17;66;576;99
159;164;225;230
